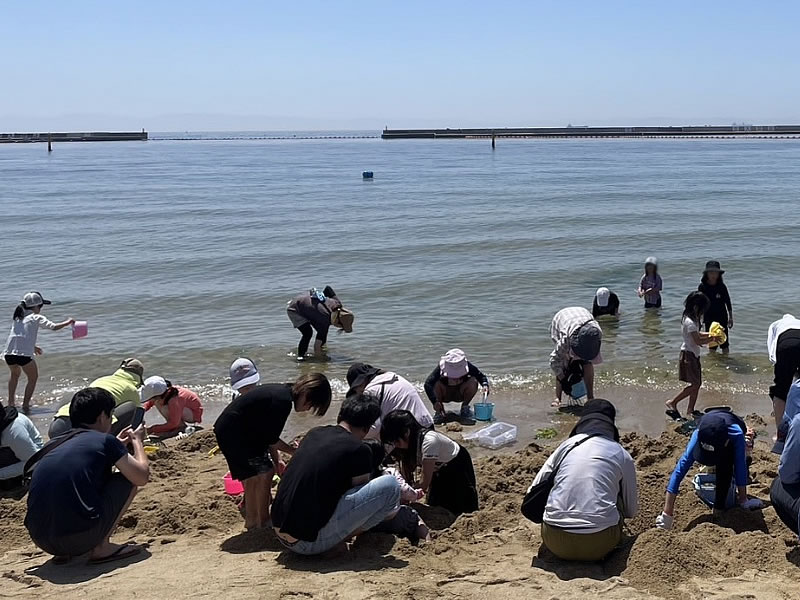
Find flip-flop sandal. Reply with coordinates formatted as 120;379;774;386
550;399;562;408
88;544;140;565
690;410;704;419
52;555;71;565
665;409;684;422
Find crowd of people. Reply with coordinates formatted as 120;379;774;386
2;268;800;567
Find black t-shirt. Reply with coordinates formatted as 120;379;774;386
272;425;372;541
25;430;127;538
698;281;732;324
213;384;293;451
592;293;620;317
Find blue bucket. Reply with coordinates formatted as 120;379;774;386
474;402;495;421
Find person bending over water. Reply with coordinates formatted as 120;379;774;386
528;399;638;561
549;307;603;407
665;292;719;421
25;388;150;564
272;394;401;556
424;348;490;424
141;376;204;438
286;286;353;360
381;409;478;516
637;257;662;308
592;287;620;318
214;358;331;530
656;409;761;530
50;358;145;438
698;261;733;354
4;292;74;412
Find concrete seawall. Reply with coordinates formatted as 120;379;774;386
0;131;148;143
381;125;800;139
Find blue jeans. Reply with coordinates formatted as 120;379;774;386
283;475;401;556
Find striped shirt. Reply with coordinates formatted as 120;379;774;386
549;307;599;378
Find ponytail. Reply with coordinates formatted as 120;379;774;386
323;285;336;298
12;303;25;321
163;380;179;404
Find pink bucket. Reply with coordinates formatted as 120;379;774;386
223;472;244;496
72;321;88;340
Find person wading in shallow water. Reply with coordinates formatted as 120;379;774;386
286;286;353;360
549;307;603;408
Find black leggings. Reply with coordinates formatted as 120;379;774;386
714;446;735;509
297;323;314;357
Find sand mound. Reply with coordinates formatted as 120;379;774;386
2;419;799;599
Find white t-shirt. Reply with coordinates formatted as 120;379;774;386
365;372;434;439
4;312;57;357
420;430;460;468
680;316;702;357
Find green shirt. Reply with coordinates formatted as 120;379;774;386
56;369;141;417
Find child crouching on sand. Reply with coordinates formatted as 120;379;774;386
381;410;478;516
665;292;719;421
363;439;429;544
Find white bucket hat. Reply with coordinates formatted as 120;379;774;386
440;348;470;379
140;376;169;403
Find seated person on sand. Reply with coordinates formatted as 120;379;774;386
346;363;433;439
213;358;331;530
656;408;761;530
363;439;430;545
50;357;145;438
381;409;478;516
592;287;620;318
424;348;490;425
272;394;402;556
286;286;354;361
527;399;638;561
770;409;800;537
0;406;43;483
24;387;150;564
774;376;800;455
140;376;204;438
549;307;602;407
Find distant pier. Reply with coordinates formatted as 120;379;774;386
381;125;800;140
0;131;147;144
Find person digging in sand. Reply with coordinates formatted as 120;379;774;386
549;307;603;408
665;292;723;421
272;394;401;556
656;409;761;530
24;387;150;564
214;358;332;530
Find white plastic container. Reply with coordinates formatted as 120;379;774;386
464;422;517;449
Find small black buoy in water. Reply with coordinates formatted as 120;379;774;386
362;171;373;179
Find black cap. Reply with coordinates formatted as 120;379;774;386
693;413;731;465
704;260;725;274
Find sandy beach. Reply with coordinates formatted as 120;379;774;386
2;411;799;600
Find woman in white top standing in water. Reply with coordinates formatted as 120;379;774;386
4;292;74;412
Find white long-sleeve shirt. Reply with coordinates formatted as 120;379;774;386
530;434;638;533
767;314;800;364
0;413;43;480
5;311;57;357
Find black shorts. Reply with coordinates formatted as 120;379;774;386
214;425;274;482
4;354;32;367
28;474;133;557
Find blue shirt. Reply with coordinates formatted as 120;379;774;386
667;425;748;495
781;381;800;438
779;414;800;485
25;430;127;538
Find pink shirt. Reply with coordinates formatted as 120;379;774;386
143;387;203;434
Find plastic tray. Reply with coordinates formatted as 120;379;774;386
464;422;517;449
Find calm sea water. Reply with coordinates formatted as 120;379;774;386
2;133;799;414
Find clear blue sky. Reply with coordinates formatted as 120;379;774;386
2;1;799;131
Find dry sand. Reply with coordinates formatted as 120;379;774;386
2;418;800;600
